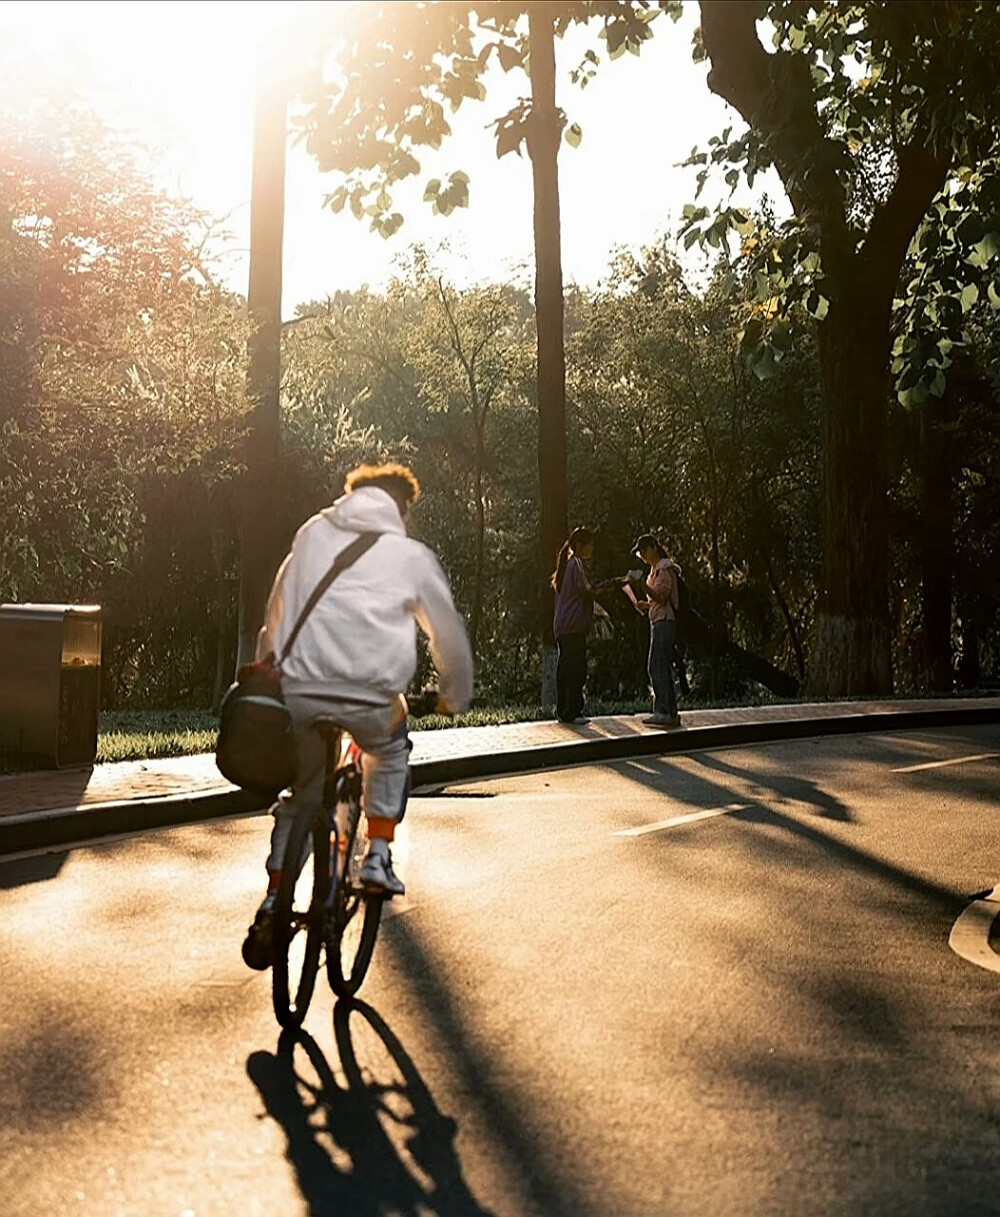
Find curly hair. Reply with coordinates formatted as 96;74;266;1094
345;462;421;514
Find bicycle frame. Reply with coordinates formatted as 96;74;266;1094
324;735;363;910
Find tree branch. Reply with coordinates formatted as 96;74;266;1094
862;131;953;300
698;0;851;254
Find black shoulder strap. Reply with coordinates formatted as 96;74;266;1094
279;531;380;664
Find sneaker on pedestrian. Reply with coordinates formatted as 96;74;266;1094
642;713;673;727
668;714;682;728
571;716;590;725
241;891;278;971
360;847;405;897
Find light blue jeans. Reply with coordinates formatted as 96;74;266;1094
648;618;678;718
266;692;411;872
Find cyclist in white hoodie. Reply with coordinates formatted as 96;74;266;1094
242;463;473;969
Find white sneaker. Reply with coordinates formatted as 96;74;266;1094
360;848;405;897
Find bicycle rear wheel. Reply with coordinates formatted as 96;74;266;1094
326;798;383;998
272;807;328;1029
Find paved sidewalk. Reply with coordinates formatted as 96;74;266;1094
1;697;998;856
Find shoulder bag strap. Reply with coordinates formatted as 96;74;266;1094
278;530;380;664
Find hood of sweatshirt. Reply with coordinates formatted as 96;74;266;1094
323;485;406;536
259;481;473;711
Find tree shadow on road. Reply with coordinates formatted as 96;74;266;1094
613;748;852;822
612;751;970;915
247;1000;495;1217
604;744;1000;1214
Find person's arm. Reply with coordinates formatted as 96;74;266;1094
574;558;624;601
414;551;474;714
591;574;625;593
568;556;596;603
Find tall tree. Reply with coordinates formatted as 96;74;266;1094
237;44;287;666
525;4;569;671
684;0;1000;695
295;0;665;693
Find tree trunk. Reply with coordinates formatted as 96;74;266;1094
527;5;568;702
236;51;286;668
213;568;233;713
710;499;721;699
917;397;954;692
808;282;893;697
471;415;486;659
957;604;980;689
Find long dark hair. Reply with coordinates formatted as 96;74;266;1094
551;527;594;592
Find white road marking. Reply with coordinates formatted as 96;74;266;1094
892;752;999;774
949;885;1000;974
614;803;749;837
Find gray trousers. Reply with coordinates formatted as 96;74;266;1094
266;692;411;872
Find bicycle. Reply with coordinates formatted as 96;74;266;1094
271;724;386;1029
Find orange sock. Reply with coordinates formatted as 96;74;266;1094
367;816;397;842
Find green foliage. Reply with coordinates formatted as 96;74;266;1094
683;0;1000;695
683;0;1000;404
2;90;998;721
566;242;821;687
285;253;538;688
892;159;1000;407
0;104;253;707
295;2;670;236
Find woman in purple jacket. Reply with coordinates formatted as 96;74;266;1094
551;526;608;724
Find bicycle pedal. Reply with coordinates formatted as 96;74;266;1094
360;882;393;899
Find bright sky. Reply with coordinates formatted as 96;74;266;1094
1;0;783;316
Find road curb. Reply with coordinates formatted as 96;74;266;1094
408;702;1000;789
0;787;267;857
1;701;998;857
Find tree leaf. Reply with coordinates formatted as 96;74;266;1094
497;41;522;72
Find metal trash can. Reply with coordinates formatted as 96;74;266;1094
0;604;102;768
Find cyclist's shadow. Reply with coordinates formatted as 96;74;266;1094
247;999;495;1217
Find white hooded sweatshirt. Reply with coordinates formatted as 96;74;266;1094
257;486;474;712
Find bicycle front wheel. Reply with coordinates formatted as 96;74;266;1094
272;808;328;1029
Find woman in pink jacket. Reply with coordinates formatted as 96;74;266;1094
629;533;682;728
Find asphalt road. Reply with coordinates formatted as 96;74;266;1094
3;724;1000;1217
